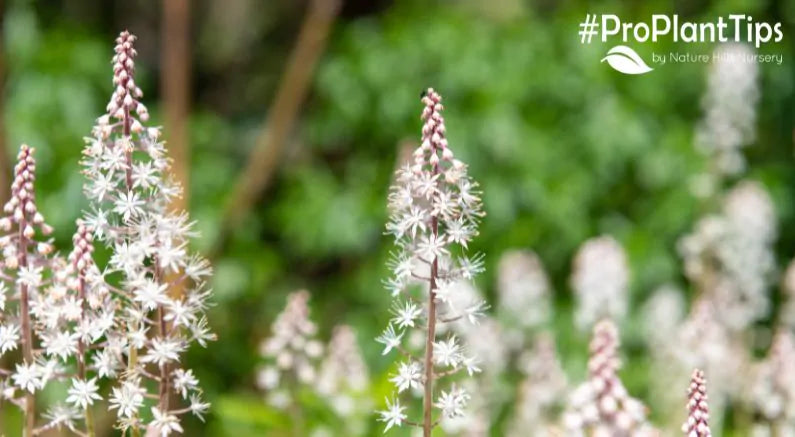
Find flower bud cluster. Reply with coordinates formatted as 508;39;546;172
683;369;711;437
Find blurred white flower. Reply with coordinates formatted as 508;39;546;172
436;386;470;419
109;379;145;418
376;324;403;356
390;361;423;393
433;336;463;368
150;407;183;436
257;291;323;408
377;397;407;432
13;362;44;393
747;330;795;431
314;324;371;432
508;333;568;437
0;324;20;354
571;236;629;331
172;369;199;399
497;250;551;345
66;378;102;410
695;43;759;178
679;181;776;331
641;284;685;348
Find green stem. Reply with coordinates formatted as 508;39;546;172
85;407;96;437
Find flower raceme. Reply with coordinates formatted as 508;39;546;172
683;369;711;437
0;144;58;436
81;30;215;435
256;292;372;435
564;320;656;437
256;290;324;407
377;88;487;435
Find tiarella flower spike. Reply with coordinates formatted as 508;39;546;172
82;30;214;435
379;88;486;436
682;369;711;437
564;320;656;437
0;145;60;436
0;145;53;244
256;290;324;408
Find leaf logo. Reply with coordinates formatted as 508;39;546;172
601;45;653;75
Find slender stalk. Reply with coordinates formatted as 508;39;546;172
18;215;34;436
157;305;169;412
122;104;142;437
422;157;442;437
128;345;140;437
77;275;96;437
155;262;170;413
422;248;438;437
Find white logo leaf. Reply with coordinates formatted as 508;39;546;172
601;45;653;75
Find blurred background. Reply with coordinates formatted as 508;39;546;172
1;0;795;435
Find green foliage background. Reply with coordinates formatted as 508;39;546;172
2;0;795;435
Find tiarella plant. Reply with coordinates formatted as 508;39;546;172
81;30;214;436
256;292;371;435
0;144;58;436
376;88;486;436
563;320;656;437
256;290;324;410
315;325;371;434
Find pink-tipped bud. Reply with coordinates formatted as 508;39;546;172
682;369;711;437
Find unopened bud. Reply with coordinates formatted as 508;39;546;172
131;119;143;133
5;256;18;269
37;243;53;255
